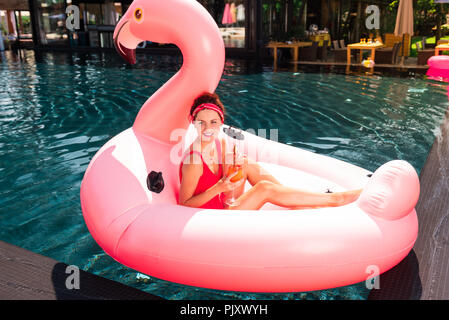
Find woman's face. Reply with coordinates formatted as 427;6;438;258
194;109;223;143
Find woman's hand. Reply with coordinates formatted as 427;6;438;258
216;171;245;193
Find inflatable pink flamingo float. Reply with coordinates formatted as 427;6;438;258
80;0;420;292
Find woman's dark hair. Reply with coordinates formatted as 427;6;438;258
190;92;225;121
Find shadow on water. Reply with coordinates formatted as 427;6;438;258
368;250;422;300
51;262;163;300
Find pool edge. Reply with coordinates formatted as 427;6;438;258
0;240;163;300
368;107;449;300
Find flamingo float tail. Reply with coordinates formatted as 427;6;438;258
357;160;420;220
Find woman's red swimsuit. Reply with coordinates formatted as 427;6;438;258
179;139;224;209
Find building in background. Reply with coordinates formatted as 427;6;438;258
19;0;262;58
262;0;394;44
0;1;425;58
0;0;33;49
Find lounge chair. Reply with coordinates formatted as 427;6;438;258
330;40;345;62
298;41;318;61
331;39;358;62
421;36;435;49
375;42;401;65
416;40;434;65
317;40;329;61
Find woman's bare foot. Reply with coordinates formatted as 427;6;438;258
332;189;363;207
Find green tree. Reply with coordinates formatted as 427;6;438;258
389;0;448;37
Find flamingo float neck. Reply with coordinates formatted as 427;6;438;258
113;0;225;144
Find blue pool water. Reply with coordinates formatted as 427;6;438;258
1;50;448;300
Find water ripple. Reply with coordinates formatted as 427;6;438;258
1;50;448;300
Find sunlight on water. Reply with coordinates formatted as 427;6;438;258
0;50;448;300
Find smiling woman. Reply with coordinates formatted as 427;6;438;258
179;92;227;209
178;91;364;210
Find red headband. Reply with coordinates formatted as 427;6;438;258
190;103;224;123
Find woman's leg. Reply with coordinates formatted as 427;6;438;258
226;156;279;200
230;156;280;196
225;156;361;210
245;157;281;186
227;180;362;211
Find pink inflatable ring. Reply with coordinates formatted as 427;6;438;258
80;0;420;292
427;55;449;80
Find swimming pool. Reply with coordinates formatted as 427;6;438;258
0;50;447;300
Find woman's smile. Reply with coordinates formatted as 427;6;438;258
202;130;215;139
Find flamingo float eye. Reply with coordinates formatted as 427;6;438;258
134;8;143;22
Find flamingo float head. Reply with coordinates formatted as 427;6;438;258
113;0;225;143
113;1;178;64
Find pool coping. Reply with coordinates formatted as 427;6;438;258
0;240;163;300
368;106;449;300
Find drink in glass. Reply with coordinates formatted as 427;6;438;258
223;144;244;207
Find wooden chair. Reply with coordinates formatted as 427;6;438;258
416;40;434;66
375;42;401;64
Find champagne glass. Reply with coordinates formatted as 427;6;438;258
224;143;244;207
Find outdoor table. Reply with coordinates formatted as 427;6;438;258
435;44;449;56
309;34;331;47
266;41;313;65
347;42;385;65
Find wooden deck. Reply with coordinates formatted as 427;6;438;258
0;240;163;300
270;56;430;76
369;108;449;300
294;59;429;70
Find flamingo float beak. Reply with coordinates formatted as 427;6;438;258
113;20;137;65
